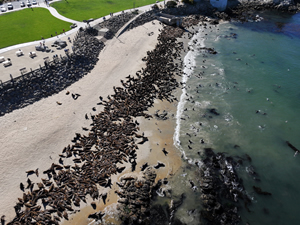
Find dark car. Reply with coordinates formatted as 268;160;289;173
7;3;13;10
53;40;67;48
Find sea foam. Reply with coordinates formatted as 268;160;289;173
173;28;205;160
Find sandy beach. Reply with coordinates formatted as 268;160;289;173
0;20;183;223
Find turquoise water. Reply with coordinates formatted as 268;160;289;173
169;11;300;224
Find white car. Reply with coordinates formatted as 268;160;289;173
27;1;31;6
32;0;37;5
3;60;12;67
20;1;25;7
7;3;13;10
0;6;6;12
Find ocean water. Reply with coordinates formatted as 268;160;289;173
166;11;300;225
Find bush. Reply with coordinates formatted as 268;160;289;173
152;3;159;10
182;0;194;4
166;0;177;8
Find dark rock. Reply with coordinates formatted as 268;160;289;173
253;186;272;196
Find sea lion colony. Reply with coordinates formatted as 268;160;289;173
3;2;296;223
4;15;196;224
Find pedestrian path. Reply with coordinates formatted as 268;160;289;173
42;2;85;25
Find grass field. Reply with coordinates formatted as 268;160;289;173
51;0;159;21
0;8;72;49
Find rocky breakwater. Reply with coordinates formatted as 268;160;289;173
198;148;247;224
115;167;158;224
213;0;300;22
227;0;300;13
197;147;274;225
114;167;186;225
0;27;104;117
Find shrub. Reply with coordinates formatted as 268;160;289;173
166;0;177;8
152;3;159;9
182;0;194;4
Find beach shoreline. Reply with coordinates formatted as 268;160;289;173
1;1;298;223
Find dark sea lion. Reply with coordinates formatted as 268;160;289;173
162;148;168;156
1;215;5;225
253;186;272;195
20;183;24;192
154;162;165;169
25;170;35;176
91;202;97;210
141;163;149;171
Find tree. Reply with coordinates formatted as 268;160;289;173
182;0;194;4
166;0;177;8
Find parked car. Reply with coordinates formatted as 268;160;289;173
32;0;37;5
7;3;13;10
20;1;25;7
27;1;31;6
3;60;12;67
53;40;67;48
70;23;77;29
0;6;6;12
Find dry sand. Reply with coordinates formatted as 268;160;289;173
0;20;183;223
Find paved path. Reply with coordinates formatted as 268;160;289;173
42;2;84;25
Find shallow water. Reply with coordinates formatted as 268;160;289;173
167;11;300;224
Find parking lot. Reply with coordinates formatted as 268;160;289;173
0;31;78;82
0;0;49;13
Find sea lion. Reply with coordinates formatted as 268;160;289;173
140;163;148;171
25;170;35;176
154;162;165;169
253;186;272;195
162;148;168;156
20;183;24;192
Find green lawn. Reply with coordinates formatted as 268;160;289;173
51;0;158;21
0;8;72;49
